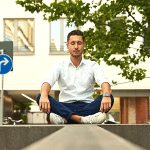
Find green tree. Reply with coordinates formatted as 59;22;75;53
16;0;150;84
14;102;32;123
14;102;32;113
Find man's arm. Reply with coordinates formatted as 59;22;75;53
101;82;112;95
100;82;112;113
39;82;51;114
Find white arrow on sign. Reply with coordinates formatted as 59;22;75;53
0;57;9;72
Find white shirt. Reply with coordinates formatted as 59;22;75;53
43;58;110;103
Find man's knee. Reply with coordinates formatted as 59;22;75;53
110;95;114;107
105;95;114;113
36;93;41;105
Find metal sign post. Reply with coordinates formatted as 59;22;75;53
0;41;13;125
1;75;4;125
0;49;4;125
0;49;13;125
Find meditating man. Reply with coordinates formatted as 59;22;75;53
37;30;114;124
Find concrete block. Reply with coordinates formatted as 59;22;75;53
0;125;64;150
0;125;148;150
99;124;150;150
22;125;144;150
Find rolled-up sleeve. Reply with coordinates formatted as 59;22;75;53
92;62;110;88
42;62;60;88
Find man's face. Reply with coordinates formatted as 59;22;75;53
67;35;85;58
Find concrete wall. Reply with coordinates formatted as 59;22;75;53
1;0;70;91
0;125;147;150
0;0;150;125
99;124;150;150
0;0;150;91
0;125;63;150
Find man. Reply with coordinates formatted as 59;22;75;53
37;30;114;124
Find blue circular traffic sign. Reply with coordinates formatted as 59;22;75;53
0;54;12;74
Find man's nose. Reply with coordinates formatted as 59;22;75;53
75;43;78;48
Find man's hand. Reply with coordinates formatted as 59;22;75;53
100;96;111;113
39;96;51;114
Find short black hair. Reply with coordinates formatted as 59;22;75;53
67;30;84;43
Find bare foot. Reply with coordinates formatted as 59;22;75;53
70;114;82;124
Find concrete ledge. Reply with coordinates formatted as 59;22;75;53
0;125;64;150
0;125;148;150
99;124;150;150
22;125;145;150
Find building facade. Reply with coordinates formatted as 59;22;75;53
0;0;150;124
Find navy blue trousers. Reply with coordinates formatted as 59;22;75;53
37;94;114;124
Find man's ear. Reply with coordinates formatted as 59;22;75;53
66;43;68;49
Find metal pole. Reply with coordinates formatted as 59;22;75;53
124;97;126;124
145;97;147;123
0;49;4;125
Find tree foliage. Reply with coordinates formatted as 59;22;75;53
14;102;32;112
16;0;150;83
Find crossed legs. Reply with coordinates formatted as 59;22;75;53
37;94;114;124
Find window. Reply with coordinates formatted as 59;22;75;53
50;18;76;54
4;19;34;54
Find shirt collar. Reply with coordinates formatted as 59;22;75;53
68;57;86;66
81;58;86;65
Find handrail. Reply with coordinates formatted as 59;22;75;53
3;117;24;125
